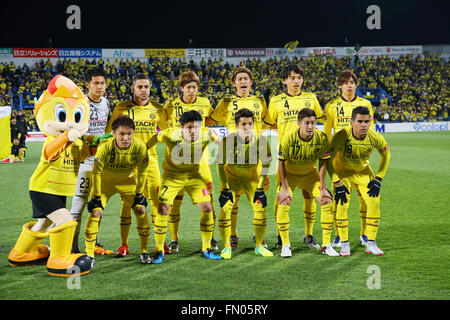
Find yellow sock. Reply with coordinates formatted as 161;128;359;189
335;202;349;242
169;197;182;241
274;197;279;236
303;197;316;236
358;195;368;236
135;212;151;253
154;213;168;252
320;203;333;247
276;204;290;245
365;197;381;241
230;195;240;237
85;215;100;257
120;203;132;245
252;205;267;247
219;203;232;247
200;211;214;252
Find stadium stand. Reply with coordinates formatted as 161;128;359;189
1;52;448;131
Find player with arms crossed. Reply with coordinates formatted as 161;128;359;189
206;67;269;248
105;73;168;256
216;108;273;259
328;106;390;256
71;68;113;255
148;110;222;264
85;116;152;265
264;64;325;250
276;108;337;257
323;69;375;248
164;71;217;252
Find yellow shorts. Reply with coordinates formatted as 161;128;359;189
223;172;259;201
276;169;321;198
159;170;211;205
335;166;375;197
93;176;137;210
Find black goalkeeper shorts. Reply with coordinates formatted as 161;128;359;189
29;190;67;218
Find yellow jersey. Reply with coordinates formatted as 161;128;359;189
29;136;91;196
105;99;168;155
216;132;272;179
92;137;149;196
329;127;390;181
208;95;267;134
323;95;374;142
278;128;330;176
148;127;216;175
164;96;212;128
264;91;324;139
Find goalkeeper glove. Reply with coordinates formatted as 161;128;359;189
367;177;382;197
219;189;233;207
87;196;104;212
334;184;350;205
253;188;267;208
132;193;148;208
89;133;114;146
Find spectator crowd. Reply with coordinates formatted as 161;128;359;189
1;52;449;131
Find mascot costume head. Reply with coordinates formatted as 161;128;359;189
8;75;93;277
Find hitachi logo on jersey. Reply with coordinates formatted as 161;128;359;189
337;117;351;123
283;109;300;117
134;121;156;127
290;155;314;161
90;120;108;127
63;158;80;166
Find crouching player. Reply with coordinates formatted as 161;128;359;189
147;110;222;264
276;108;337;257
328;106;390;256
216;108;273;259
85;115;152;266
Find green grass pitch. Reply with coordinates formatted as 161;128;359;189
0;131;449;300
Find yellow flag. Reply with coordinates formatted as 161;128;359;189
0;106;12;161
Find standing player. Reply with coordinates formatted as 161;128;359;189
327;106;390;256
276;108;337;257
323;69;374;248
264;64;325;250
71;68;113;255
164;71;217;252
105;73;168;256
147;110;222;264
85;116;152;266
216;108;273;259
205;66;268;248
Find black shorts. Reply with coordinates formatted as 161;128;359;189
29;190;67;218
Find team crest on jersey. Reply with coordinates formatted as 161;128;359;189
254;103;260;109
149;113;156;119
305;102;311;108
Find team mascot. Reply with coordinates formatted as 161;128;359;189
8;75;93;277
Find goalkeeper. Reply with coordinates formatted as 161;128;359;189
85;115;152;266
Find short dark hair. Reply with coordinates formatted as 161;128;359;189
112;115;135;131
179;110;202;126
85;67;106;83
352;106;370;120
297;108;317;121
133;72;150;84
235;108;254;124
281;64;305;80
338;69;358;86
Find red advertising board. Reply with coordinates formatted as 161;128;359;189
13;48;59;58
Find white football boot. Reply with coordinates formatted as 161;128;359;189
365;240;384;255
340;241;351;256
321;244;340;257
280;244;292;258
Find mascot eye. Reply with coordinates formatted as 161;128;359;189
56;107;67;122
74;105;85;123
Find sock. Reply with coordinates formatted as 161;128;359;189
169;197;182;241
154;213;168;252
230;195;240;237
200;211;214;252
120;202;132;245
320;203;333;247
276;204;290;245
358;195;368;237
365;197;381;241
303;197;317;236
252;205;267;247
84;215;100;257
218;206;232;247
135;212;151;253
335;202;350;242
